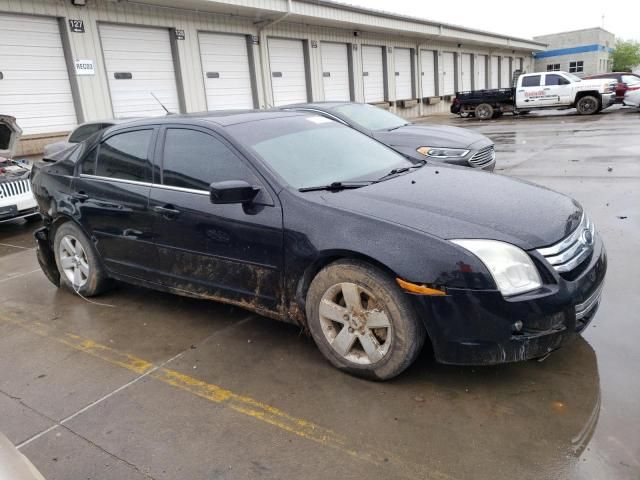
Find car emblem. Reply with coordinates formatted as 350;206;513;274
580;229;594;246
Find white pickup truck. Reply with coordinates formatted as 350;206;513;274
452;71;617;119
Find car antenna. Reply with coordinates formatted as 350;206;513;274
150;92;173;115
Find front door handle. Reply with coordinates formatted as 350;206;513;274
153;205;181;219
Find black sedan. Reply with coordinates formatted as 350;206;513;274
31;111;606;380
281;102;496;171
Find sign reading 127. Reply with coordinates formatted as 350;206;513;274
69;19;85;33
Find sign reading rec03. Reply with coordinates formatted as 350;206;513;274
74;60;95;76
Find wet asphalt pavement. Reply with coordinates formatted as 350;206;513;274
1;106;639;480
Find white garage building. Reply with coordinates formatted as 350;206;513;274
0;0;544;154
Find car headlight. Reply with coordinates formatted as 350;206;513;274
451;239;542;296
416;146;470;158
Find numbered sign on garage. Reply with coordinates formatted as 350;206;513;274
199;32;254;110
99;24;180;117
394;47;412;100
460;53;472;91
0;13;77;134
268;38;308;106
320;42;350;101
442;52;456;95
476;55;487;90
420;50;436;97
362;45;385;103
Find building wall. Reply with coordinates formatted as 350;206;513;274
533;27;615;76
0;0;536;146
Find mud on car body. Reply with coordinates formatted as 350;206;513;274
30;111;606;380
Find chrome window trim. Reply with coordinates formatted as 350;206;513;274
79;174;209;196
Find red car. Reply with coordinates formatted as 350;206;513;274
584;72;640;102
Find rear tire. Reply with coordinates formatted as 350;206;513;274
576;95;600;115
306;259;426;380
475;103;494;120
53;222;110;297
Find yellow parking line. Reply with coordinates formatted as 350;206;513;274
0;312;452;480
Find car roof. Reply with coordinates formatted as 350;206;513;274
280;102;355;111
105;110;312;131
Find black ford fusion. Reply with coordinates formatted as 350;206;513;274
281;102;496;171
31;111;606;380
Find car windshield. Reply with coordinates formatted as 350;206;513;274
565;73;582;82
230;116;412;189
332;104;408;131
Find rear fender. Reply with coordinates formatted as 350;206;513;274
34;226;60;287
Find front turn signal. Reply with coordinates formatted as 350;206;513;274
396;278;447;296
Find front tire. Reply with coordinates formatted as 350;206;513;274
306;260;426;380
53;222;110;297
576;95;600;115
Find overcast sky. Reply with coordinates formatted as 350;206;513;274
343;0;640;42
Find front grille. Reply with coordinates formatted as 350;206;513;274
468;145;495;167
536;214;595;274
0;179;31;199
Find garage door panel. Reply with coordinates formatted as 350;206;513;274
442;52;455;95
0;13;76;135
476;55;487;90
362;45;384;103
461;53;472;91
500;57;510;87
394;48;412;100
321;42;350;101
490;56;499;88
269;38;308;106
198;33;254;110
100;24;180;117
420;50;436;97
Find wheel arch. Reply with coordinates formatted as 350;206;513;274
292;250;399;325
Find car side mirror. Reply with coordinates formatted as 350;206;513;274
210;180;260;205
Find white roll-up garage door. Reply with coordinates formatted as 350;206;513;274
268;38;308;107
362;45;385;103
476;55;487;90
500;57;511;87
199;32;254;110
420;50;436;97
0;13;76;135
394;48;412;100
442;52;456;95
460;53;472;91
321;42;350;101
490;56;500;88
100;24;180;118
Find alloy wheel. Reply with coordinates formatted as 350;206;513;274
319;282;392;365
58;234;89;288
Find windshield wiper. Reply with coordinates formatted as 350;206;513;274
298;181;372;192
387;123;409;131
375;161;426;182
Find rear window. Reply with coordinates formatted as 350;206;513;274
522;75;541;87
69;123;112;143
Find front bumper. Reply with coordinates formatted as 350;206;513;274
601;93;616;108
413;237;607;365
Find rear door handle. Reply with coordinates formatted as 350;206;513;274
72;192;89;202
153;205;181;218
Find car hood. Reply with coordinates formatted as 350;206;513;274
314;166;582;250
372;124;491;150
0;115;22;158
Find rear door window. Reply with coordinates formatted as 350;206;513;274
95;130;153;182
522;75;541;87
161;128;257;191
